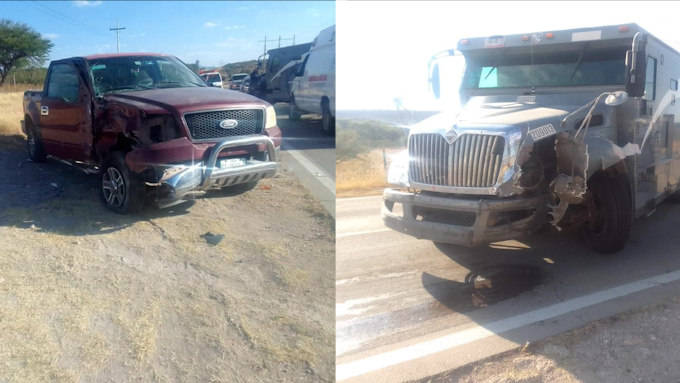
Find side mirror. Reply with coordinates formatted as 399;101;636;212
605;91;628;106
625;50;646;98
431;63;441;99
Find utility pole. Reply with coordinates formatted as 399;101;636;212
109;20;126;53
258;35;296;70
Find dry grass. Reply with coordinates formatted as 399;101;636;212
336;148;404;198
0;90;25;137
0;83;40;93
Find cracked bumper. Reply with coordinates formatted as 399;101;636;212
154;135;278;208
382;188;550;247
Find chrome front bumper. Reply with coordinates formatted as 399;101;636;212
382;188;549;247
156;135;278;208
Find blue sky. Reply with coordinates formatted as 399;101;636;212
2;1;335;67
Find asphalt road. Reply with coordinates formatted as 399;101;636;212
274;105;336;217
336;194;680;382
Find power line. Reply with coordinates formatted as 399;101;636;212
294;18;335;41
23;1;109;37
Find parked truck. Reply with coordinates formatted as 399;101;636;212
261;42;313;104
383;23;680;254
22;53;280;214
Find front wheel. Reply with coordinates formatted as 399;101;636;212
321;101;335;136
99;152;146;214
579;177;632;254
289;96;302;121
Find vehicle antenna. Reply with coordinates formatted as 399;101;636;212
530;32;535;93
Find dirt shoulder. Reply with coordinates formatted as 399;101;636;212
0;135;335;382
420;296;680;383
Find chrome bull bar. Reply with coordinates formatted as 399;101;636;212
201;135;278;189
156;135;278;208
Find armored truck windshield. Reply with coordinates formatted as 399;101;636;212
463;46;628;89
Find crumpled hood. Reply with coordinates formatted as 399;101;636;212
104;86;266;115
412;93;610;141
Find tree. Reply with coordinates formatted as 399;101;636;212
0;19;53;86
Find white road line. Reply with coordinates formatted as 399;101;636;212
336;268;680;381
282;145;335;195
338;195;384;202
337;228;390;238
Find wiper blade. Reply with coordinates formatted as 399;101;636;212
569;45;588;84
156;80;202;88
484;50;506;80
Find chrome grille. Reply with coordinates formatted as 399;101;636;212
184;109;264;141
409;133;504;188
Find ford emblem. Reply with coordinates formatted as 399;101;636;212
219;119;238;129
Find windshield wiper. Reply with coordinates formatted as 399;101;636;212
484;50;506;80
569;44;589;84
156;80;202;88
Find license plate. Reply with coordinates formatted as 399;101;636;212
219;158;246;169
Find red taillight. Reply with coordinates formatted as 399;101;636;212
619;25;629;32
546;32;554;39
521;35;529;41
460;39;469;45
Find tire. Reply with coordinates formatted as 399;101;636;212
221;180;259;195
288;96;302;121
99;152;146;214
322;100;335;136
579;177;632;254
26;124;46;163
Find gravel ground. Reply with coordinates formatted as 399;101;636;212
0;135;335;382
420;296;680;383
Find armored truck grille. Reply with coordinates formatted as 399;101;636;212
409;133;504;188
184;109;264;141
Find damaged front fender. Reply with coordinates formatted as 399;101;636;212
549;132;640;229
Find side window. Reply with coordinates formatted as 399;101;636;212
271;56;281;72
644;56;657;101
47;63;80;103
671;79;678;91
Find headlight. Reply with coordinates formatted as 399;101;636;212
265;105;277;130
387;150;410;187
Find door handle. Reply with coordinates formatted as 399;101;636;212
40;106;49;116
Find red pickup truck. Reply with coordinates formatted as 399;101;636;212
22;53;281;214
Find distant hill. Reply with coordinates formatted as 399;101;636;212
221;60;259;78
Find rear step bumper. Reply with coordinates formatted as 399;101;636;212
156;135;278;208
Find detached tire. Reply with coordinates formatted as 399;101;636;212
26;124;46;163
99;152;146;214
580;177;632;254
321;100;335;136
289;96;302;121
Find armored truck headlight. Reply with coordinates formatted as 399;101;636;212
387;150;410;187
265;105;277;130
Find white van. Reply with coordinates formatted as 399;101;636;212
289;25;335;135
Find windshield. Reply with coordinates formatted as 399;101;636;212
463;47;627;89
208;74;221;82
231;74;247;81
89;55;207;95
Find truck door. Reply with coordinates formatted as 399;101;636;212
637;54;658;169
40;62;92;162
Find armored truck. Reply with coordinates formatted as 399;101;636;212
383;23;680;253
